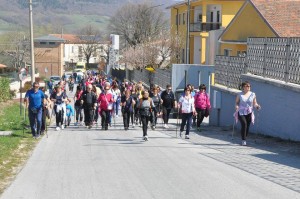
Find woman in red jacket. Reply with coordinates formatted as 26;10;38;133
98;84;114;130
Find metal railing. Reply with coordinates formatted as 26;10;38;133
190;22;221;32
215;37;300;88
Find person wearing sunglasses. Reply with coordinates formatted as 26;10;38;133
235;81;261;146
24;82;45;138
178;86;196;139
161;85;176;129
194;84;211;132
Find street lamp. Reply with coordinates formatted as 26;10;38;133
29;0;35;84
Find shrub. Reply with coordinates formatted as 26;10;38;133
0;77;11;102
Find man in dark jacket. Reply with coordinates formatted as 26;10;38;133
80;84;97;129
160;85;176;129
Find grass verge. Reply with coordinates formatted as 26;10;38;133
0;101;38;195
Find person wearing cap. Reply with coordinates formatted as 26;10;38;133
98;84;114;130
80;84;97;129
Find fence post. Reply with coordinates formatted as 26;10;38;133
263;41;267;77
284;38;291;83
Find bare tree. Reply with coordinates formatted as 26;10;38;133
0;31;30;68
109;2;168;48
77;25;103;69
121;29;184;70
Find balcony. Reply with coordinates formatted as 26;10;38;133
190;22;222;32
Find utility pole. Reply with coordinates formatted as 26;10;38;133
186;0;190;64
29;0;35;84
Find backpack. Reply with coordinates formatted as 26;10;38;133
139;98;153;116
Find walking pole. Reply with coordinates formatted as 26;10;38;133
23;104;26;136
254;109;261;143
175;108;180;138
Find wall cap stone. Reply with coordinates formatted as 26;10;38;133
242;74;300;93
211;84;240;95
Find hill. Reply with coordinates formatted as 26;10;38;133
0;0;175;34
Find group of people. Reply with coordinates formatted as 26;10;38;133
24;70;260;145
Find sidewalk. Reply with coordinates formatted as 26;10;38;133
159;117;300;193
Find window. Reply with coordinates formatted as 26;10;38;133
183;13;185;25
49;42;55;45
179;14;181;25
40;42;46;45
198;14;202;22
224;49;232;56
78;46;83;57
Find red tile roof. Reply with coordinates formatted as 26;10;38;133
50;34;81;43
250;0;300;37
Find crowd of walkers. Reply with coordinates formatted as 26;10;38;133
24;71;260;145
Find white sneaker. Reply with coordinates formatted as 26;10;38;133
132;124;135;128
242;140;247;146
144;136;148;141
185;135;190;139
61;125;64;130
56;126;60;131
116;115;119;118
164;124;169;129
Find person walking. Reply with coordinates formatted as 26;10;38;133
50;86;68;131
74;86;84;126
149;85;162;129
161;85;176;128
235;81;261;146
194;84;211;132
138;90;155;141
111;84;121;117
65;99;74;128
80;84;97;129
178;86;196;139
121;89;135;130
40;87;51;135
98;84;114;130
24;82;45;138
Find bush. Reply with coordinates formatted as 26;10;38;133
9;90;16;99
19;81;32;93
0;77;11;102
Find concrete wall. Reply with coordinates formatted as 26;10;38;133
210;73;300;141
171;64;214;93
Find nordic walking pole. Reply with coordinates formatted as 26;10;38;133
254;108;261;143
176;107;180;138
23;104;26;136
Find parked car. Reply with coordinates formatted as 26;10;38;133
49;76;61;86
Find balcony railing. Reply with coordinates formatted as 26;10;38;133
190;22;222;32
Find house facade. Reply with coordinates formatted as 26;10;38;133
51;34;108;70
168;0;244;65
34;35;65;78
218;0;300;56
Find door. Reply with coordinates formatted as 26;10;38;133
193;36;201;64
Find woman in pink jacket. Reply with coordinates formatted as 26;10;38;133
98;84;114;130
194;84;211;132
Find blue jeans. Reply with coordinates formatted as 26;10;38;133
28;108;43;137
114;99;120;116
180;112;193;135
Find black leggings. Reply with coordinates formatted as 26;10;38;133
238;113;252;140
141;115;151;136
162;107;172;124
123;110;131;128
196;108;205;128
55;110;64;127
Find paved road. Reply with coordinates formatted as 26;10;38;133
1;117;299;199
